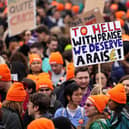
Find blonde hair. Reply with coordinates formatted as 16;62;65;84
2;100;23;114
90;84;101;95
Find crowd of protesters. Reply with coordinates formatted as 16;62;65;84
0;0;129;129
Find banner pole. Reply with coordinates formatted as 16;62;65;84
98;63;102;94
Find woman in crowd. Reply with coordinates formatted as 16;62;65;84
27;53;50;82
84;94;110;129
2;82;26;129
119;75;129;104
54;81;87;129
107;83;129;129
93;70;112;93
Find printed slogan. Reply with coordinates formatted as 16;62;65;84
70;21;124;67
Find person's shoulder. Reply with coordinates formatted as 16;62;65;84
90;119;110;129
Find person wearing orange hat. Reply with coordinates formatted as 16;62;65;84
49;52;66;86
2;82;26;129
66;63;75;81
27;117;55;129
107;83;129;129
27;53;50;82
0;64;12;102
84;94;110;129
29;42;51;73
36;77;62;115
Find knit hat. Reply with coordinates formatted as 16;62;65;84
107;83;126;104
88;94;109;113
27;118;55;129
66;63;75;80
36;78;54;91
115;11;126;19
6;82;27;102
49;52;63;64
27;73;50;82
0;64;11;81
72;5;80;14
29;54;42;65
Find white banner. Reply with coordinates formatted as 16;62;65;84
70;21;124;67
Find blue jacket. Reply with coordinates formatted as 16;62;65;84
54;106;88;128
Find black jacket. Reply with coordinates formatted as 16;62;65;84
2;107;24;129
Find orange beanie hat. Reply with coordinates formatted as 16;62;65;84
49;52;63;64
27;118;55;129
107;83;126;104
0;64;11;81
29;54;42;65
65;3;72;10
6;82;27;102
88;94;109;113
36;78;54;91
72;5;80;14
122;34;129;41
66;63;75;80
57;3;64;11
115;11;126;19
110;4;118;11
27;73;50;82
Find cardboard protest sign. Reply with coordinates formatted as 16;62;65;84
70;21;124;67
71;0;83;5
67;8;104;27
8;0;36;36
83;0;105;14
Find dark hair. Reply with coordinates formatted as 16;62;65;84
75;66;89;76
22;78;36;94
47;36;58;44
30;93;50;114
9;51;28;73
0;40;4;52
64;82;80;107
52;116;76;129
36;25;50;35
119;75;129;83
92;70;110;88
30;42;43;50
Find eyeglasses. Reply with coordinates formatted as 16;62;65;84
85;103;94;107
39;88;50;92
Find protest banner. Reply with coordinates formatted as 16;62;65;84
70;21;124;68
83;0;105;14
8;0;36;36
67;8;104;27
65;8;104;37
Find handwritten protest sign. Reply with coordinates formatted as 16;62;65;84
67;8;104;27
8;0;36;36
70;21;124;67
83;0;105;14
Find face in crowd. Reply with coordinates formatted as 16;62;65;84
75;70;90;89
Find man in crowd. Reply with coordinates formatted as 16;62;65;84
46;36;58;57
75;67;92;107
49;52;66;86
